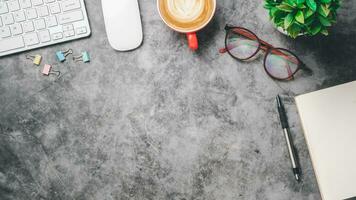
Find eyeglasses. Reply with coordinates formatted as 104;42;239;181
219;25;312;81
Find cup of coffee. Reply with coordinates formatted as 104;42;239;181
157;0;216;51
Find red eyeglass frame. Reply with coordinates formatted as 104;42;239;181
220;25;312;80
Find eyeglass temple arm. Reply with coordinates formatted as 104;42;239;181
220;27;275;51
299;62;313;74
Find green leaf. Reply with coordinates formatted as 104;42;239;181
295;10;305;23
320;0;331;3
296;0;305;4
287;23;302;38
310;23;322;35
304;8;314;18
284;0;297;7
318;4;330;17
264;3;272;9
320;28;329;35
269;7;279;18
276;4;294;12
297;4;306;9
274;9;286;19
318;15;332;26
305;15;315;26
284;12;294;29
306;0;317;12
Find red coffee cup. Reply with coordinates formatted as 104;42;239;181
157;0;216;51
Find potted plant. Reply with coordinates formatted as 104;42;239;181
264;0;341;38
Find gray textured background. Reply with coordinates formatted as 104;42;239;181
1;0;356;199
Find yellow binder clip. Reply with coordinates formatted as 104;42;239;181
26;54;42;66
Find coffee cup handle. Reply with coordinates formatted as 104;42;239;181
186;32;198;51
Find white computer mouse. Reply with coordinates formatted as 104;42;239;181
102;0;143;51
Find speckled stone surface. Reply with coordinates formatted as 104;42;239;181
0;1;356;200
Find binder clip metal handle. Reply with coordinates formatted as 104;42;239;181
56;49;73;62
73;51;90;63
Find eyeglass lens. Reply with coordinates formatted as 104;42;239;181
265;49;299;79
226;28;259;60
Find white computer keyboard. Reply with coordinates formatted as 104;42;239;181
0;0;91;57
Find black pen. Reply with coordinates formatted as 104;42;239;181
276;95;301;182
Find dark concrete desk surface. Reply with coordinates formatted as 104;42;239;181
1;1;355;200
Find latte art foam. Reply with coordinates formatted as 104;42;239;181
158;0;215;32
166;0;205;23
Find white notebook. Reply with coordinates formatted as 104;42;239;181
295;81;356;200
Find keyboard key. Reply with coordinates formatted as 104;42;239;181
45;15;57;27
0;36;25;52
63;30;74;37
32;0;43;6
19;0;31;9
61;0;80;12
58;10;82;24
37;5;48;17
11;23;22;35
13;10;26;22
52;32;62;40
76;26;86;35
23;21;34;32
0;2;9;14
3;13;14;25
38;29;50;42
34;18;45;29
62;24;73;31
8;0;20;12
49;3;60;14
0;26;11;37
24;32;39;45
25;8;37;19
0;18;2;26
45;0;56;3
